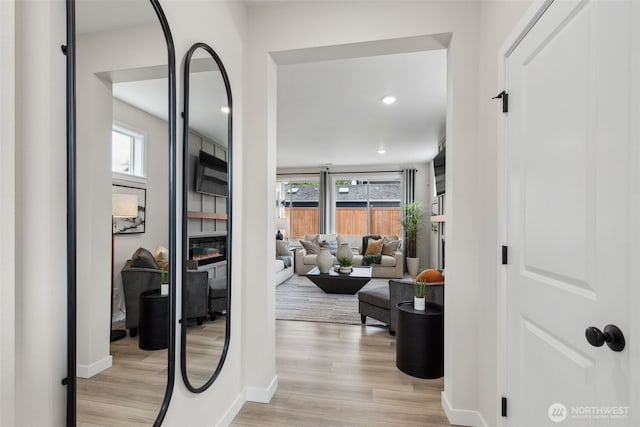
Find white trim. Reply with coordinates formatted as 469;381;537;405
441;391;488;427
245;375;278;403
111;172;148;187
214;391;247;427
496;2;557;427
77;355;113;379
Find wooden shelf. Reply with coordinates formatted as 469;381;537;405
430;215;446;223
187;211;228;220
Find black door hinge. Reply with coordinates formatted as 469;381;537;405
60;45;67;55
502;396;508;417
501;245;508;265
61;377;68;386
493;90;509;113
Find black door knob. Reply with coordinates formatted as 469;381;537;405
585;324;625;352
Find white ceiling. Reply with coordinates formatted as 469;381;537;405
112;67;229;145
277;49;447;169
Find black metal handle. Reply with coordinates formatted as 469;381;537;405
585;324;625;352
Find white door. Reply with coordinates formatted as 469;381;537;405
505;1;638;426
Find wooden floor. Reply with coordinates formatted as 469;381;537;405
77;333;167;426
231;321;450;427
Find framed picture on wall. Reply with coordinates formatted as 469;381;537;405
112;184;146;234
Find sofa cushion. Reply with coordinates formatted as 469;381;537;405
351;255;363;266
381;239;401;256
300;239;320;254
365;238;383;255
321;239;338;255
357;286;389;309
130;247;159;269
154;245;169;269
275;240;290;256
379;255;397;267
275;259;285;273
209;278;227;297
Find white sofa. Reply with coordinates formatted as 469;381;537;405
294;234;403;279
275;250;294;285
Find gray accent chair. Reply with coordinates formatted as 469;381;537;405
208;277;228;321
121;260;161;337
184;271;209;325
358;279;444;335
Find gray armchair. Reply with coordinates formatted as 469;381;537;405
358;278;444;335
121;260;161;337
184;271;209;325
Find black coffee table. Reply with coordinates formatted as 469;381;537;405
305;266;372;294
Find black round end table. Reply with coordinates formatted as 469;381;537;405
395;301;444;379
138;289;168;350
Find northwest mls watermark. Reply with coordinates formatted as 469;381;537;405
548;403;629;423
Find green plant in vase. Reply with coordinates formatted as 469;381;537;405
402;202;424;278
160;265;169;295
337;256;353;273
413;280;427;311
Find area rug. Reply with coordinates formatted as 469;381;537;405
276;274;388;325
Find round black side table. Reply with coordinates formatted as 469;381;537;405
395;301;444;379
138;289;169;350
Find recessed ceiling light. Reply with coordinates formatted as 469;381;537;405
377;149;386;154
381;95;396;105
221;106;230;114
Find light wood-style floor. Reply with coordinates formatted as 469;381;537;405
232;321;449;427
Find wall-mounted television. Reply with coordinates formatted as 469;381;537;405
195;150;228;197
433;149;445;196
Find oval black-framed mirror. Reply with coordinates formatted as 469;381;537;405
181;42;232;393
66;0;177;425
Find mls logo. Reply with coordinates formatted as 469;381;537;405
548;403;568;423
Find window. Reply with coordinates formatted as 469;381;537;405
112;126;144;177
332;175;402;237
276;179;319;241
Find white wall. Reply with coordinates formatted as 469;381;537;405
13;0;67;425
112;98;170;323
0;0;16;425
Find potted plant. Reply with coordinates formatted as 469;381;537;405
160;265;169;295
402;202;423;278
337;256;353;274
413;280;426;311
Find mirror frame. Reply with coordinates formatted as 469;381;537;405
180;42;233;393
65;0;177;425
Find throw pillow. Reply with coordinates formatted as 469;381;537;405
300;239;321;255
130;247;159;269
275;240;290;257
304;234;323;246
383;235;399;243
381;239;401;256
416;269;445;283
154;244;169;269
322;239;338;255
365;238;383;255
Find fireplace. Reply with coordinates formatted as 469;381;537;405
187;234;227;269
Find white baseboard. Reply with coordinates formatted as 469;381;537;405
77;355;112;378
441;391;489;427
245;375;278;403
215;391;247;427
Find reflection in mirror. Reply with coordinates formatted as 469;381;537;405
74;0;174;424
181;43;232;392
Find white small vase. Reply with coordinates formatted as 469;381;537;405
336;242;353;263
407;257;420;278
414;296;425;311
161;283;169;296
316;248;333;274
339;267;352;274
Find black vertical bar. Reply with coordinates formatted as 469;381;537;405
502;92;509;113
65;0;77;425
149;0;176;425
502;397;508;417
501;245;508;265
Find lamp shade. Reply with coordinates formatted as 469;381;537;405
112;193;138;218
275;217;289;230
